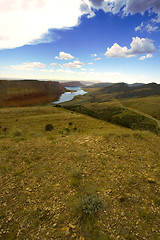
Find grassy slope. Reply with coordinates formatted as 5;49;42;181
70;88;160;119
62;88;160;132
120;96;160;120
0;106;160;240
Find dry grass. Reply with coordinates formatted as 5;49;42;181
0;106;160;239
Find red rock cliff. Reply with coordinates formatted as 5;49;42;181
0;80;66;107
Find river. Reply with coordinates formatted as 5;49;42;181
53;86;87;104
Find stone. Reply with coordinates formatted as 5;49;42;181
69;223;76;229
147;178;156;183
62;227;70;235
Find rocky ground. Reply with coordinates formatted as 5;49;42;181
0;106;160;239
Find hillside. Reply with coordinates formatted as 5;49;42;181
0;105;160;240
99;82;160;99
81;82;160;103
61;82;160;130
61;81;84;87
0;106;160;240
0;80;66;107
87;82;113;88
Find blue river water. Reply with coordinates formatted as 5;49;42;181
53;86;87;104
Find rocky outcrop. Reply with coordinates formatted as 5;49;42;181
0;80;66;107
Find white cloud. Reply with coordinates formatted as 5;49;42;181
56;69;75;74
105;37;155;58
0;0;92;50
5;62;46;71
146;54;153;58
1;0;160;50
91;53;97;57
63;60;84;68
105;43;134;58
94;57;101;61
50;63;57;67
55;51;74;60
88;62;94;65
135;22;159;33
139;56;146;61
89;0;160;31
139;53;153;61
40;68;55;73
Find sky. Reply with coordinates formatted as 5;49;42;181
0;0;160;84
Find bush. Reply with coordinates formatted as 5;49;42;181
13;129;23;137
77;194;103;216
71;166;82;180
45;124;53;131
70;166;82;188
3;127;7;133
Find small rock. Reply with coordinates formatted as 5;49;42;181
53;223;57;228
147;178;156;183
118;195;126;202
79;237;85;240
72;233;77;238
106;189;112;194
62;227;70;235
69;223;76;229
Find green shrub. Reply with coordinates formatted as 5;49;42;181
45;124;53;131
3;127;7;133
70;166;82;187
13;129;23;137
71;166;82;180
77;194;103;216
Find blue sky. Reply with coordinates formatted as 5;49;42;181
0;0;160;83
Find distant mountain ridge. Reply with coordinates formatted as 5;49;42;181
87;82;113;88
99;82;160;99
61;81;84;87
0;80;66;107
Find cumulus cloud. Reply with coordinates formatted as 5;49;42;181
91;53;97;57
88;62;94;65
139;53;153;61
50;63;57;67
56;69;75;74
88;0;160;31
105;43;134;58
55;52;74;60
40;68;55;73
124;0;160;15
63;60;84;68
105;37;155;58
1;0;160;50
89;0;160;15
0;0;90;50
5;62;46;71
94;57;101;61
89;0;104;7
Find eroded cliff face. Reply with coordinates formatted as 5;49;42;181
0;80;66;107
